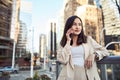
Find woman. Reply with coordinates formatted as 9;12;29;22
57;15;109;80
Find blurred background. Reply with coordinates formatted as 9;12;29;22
0;0;120;80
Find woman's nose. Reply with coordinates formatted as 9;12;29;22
76;24;79;28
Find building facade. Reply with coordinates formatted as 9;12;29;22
64;0;80;23
99;0;120;54
16;21;27;57
100;0;120;35
10;0;20;42
0;0;14;66
39;34;47;59
50;22;57;59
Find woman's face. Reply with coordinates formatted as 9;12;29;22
71;18;82;35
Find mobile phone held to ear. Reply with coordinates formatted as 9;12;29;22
70;33;73;39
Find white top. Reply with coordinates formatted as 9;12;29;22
71;45;84;67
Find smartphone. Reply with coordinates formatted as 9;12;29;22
70;33;73;39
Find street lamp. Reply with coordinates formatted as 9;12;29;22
29;27;34;78
12;41;16;69
100;27;106;45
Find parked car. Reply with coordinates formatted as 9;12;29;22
0;67;4;72
0;66;19;73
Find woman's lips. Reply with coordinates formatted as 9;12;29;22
75;30;80;32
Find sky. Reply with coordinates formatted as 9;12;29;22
20;0;64;52
32;0;64;33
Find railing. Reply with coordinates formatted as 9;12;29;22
97;56;120;80
56;56;120;80
97;56;120;64
0;76;10;80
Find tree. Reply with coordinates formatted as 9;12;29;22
115;0;120;14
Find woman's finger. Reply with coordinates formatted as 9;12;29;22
85;59;92;69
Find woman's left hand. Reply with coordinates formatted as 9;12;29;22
84;54;95;69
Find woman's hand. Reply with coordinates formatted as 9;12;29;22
66;28;74;42
84;54;95;69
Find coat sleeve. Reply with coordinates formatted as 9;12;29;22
57;43;71;65
88;36;110;60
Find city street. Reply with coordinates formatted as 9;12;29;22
10;69;56;80
0;0;120;80
10;71;30;80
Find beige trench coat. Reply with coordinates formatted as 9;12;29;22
57;36;109;80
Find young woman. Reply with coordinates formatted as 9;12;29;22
57;15;109;80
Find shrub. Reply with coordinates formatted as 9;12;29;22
33;71;40;80
25;71;51;80
0;72;10;80
2;72;10;77
41;74;51;80
25;77;33;80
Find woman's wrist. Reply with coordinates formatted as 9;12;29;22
94;52;99;61
66;40;71;44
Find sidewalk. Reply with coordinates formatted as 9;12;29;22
39;69;56;80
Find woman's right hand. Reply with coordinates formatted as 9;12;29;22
66;28;74;42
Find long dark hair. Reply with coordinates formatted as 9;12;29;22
60;15;87;47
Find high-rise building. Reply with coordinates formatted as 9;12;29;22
64;0;80;23
49;22;57;59
16;21;27;57
10;0;20;42
100;0;120;35
15;0;32;67
111;0;120;13
47;22;57;59
0;0;14;66
19;0;32;52
64;0;96;23
39;34;47;60
99;0;120;53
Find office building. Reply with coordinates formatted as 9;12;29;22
0;0;13;66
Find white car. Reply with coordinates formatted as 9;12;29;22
0;67;4;72
0;66;19;73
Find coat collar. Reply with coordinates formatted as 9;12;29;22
82;43;89;60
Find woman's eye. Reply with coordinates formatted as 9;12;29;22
73;23;77;26
73;23;81;26
78;23;81;26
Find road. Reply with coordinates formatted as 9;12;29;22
10;71;30;80
10;62;57;80
10;70;56;80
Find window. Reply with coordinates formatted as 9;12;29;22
88;0;94;5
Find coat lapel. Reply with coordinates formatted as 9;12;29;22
69;51;74;69
82;43;90;60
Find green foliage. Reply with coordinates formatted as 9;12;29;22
25;71;51;80
25;77;33;80
41;74;51;80
1;72;10;77
33;71;40;80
